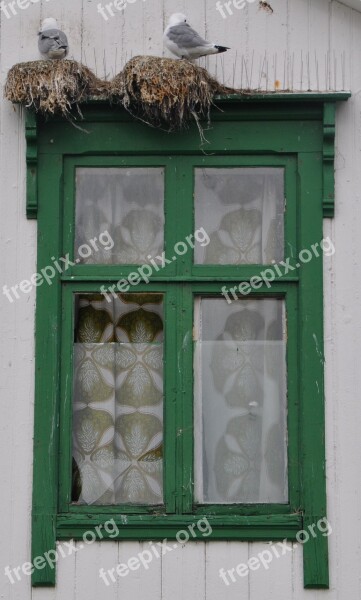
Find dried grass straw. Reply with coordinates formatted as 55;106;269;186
5;56;241;131
5;59;108;116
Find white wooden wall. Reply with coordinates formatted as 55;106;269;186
1;0;361;598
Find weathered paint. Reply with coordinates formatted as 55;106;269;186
1;1;361;599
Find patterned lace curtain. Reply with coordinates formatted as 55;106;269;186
194;298;288;504
72;166;287;506
194;168;284;265
72;293;164;505
75;168;165;265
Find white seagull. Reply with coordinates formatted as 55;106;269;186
164;13;230;61
38;18;69;60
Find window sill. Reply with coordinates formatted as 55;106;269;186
56;513;302;541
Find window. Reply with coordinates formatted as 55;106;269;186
194;297;288;505
28;94;349;588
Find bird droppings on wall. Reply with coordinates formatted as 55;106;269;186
5;56;239;132
259;1;274;14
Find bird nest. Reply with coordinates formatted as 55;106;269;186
5;56;239;132
5;59;108;115
111;56;235;131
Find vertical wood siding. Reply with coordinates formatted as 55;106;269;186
0;1;360;598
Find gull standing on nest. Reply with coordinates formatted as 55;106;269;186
164;13;230;61
38;18;69;60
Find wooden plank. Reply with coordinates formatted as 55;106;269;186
31;153;63;586
318;215;338;600
205;542;249;600
287;0;310;91
325;7;361;599
330;1;352;91
117;541;161;599
249;540;293;598
40;0;83;63
38;119;324;156
32;540;76;600
54;541;77;600
308;0;331;91
0;3;41;600
81;0;119;77
243;0;285;91
298;151;329;588
144;0;165;59
97;542;122;600
73;541;100;598
161;542;206;600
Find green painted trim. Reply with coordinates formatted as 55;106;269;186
298;153;329;588
25;92;350;131
38;120;323;156
31;154;63;586
323;103;337;217
28;100;340;588
213;92;351;102
62;156;178;279
25;109;38;219
56;513;303;541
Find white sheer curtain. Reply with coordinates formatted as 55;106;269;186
75;168;165;264
194;298;288;504
194;167;284;265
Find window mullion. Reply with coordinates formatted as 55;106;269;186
175;157;194;278
164;286;178;513
176;283;194;514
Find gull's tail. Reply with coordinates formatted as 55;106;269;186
214;45;230;54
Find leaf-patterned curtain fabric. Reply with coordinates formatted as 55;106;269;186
194;298;288;504
194;168;284;265
72;293;164;505
75;168;165;264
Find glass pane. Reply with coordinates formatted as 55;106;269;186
194;297;288;504
194;168;284;265
75;168;164;264
72;293;164;505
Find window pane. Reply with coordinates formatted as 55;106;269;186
194;297;288;504
75;168;164;264
194;168;284;265
72;293;164;505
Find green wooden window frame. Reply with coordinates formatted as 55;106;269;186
27;93;350;588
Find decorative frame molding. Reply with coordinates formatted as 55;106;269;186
25;93;350;222
25;93;350;590
323;102;337;218
25;109;38;219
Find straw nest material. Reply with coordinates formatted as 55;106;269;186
5;56;240;130
110;56;236;131
5;60;108;116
